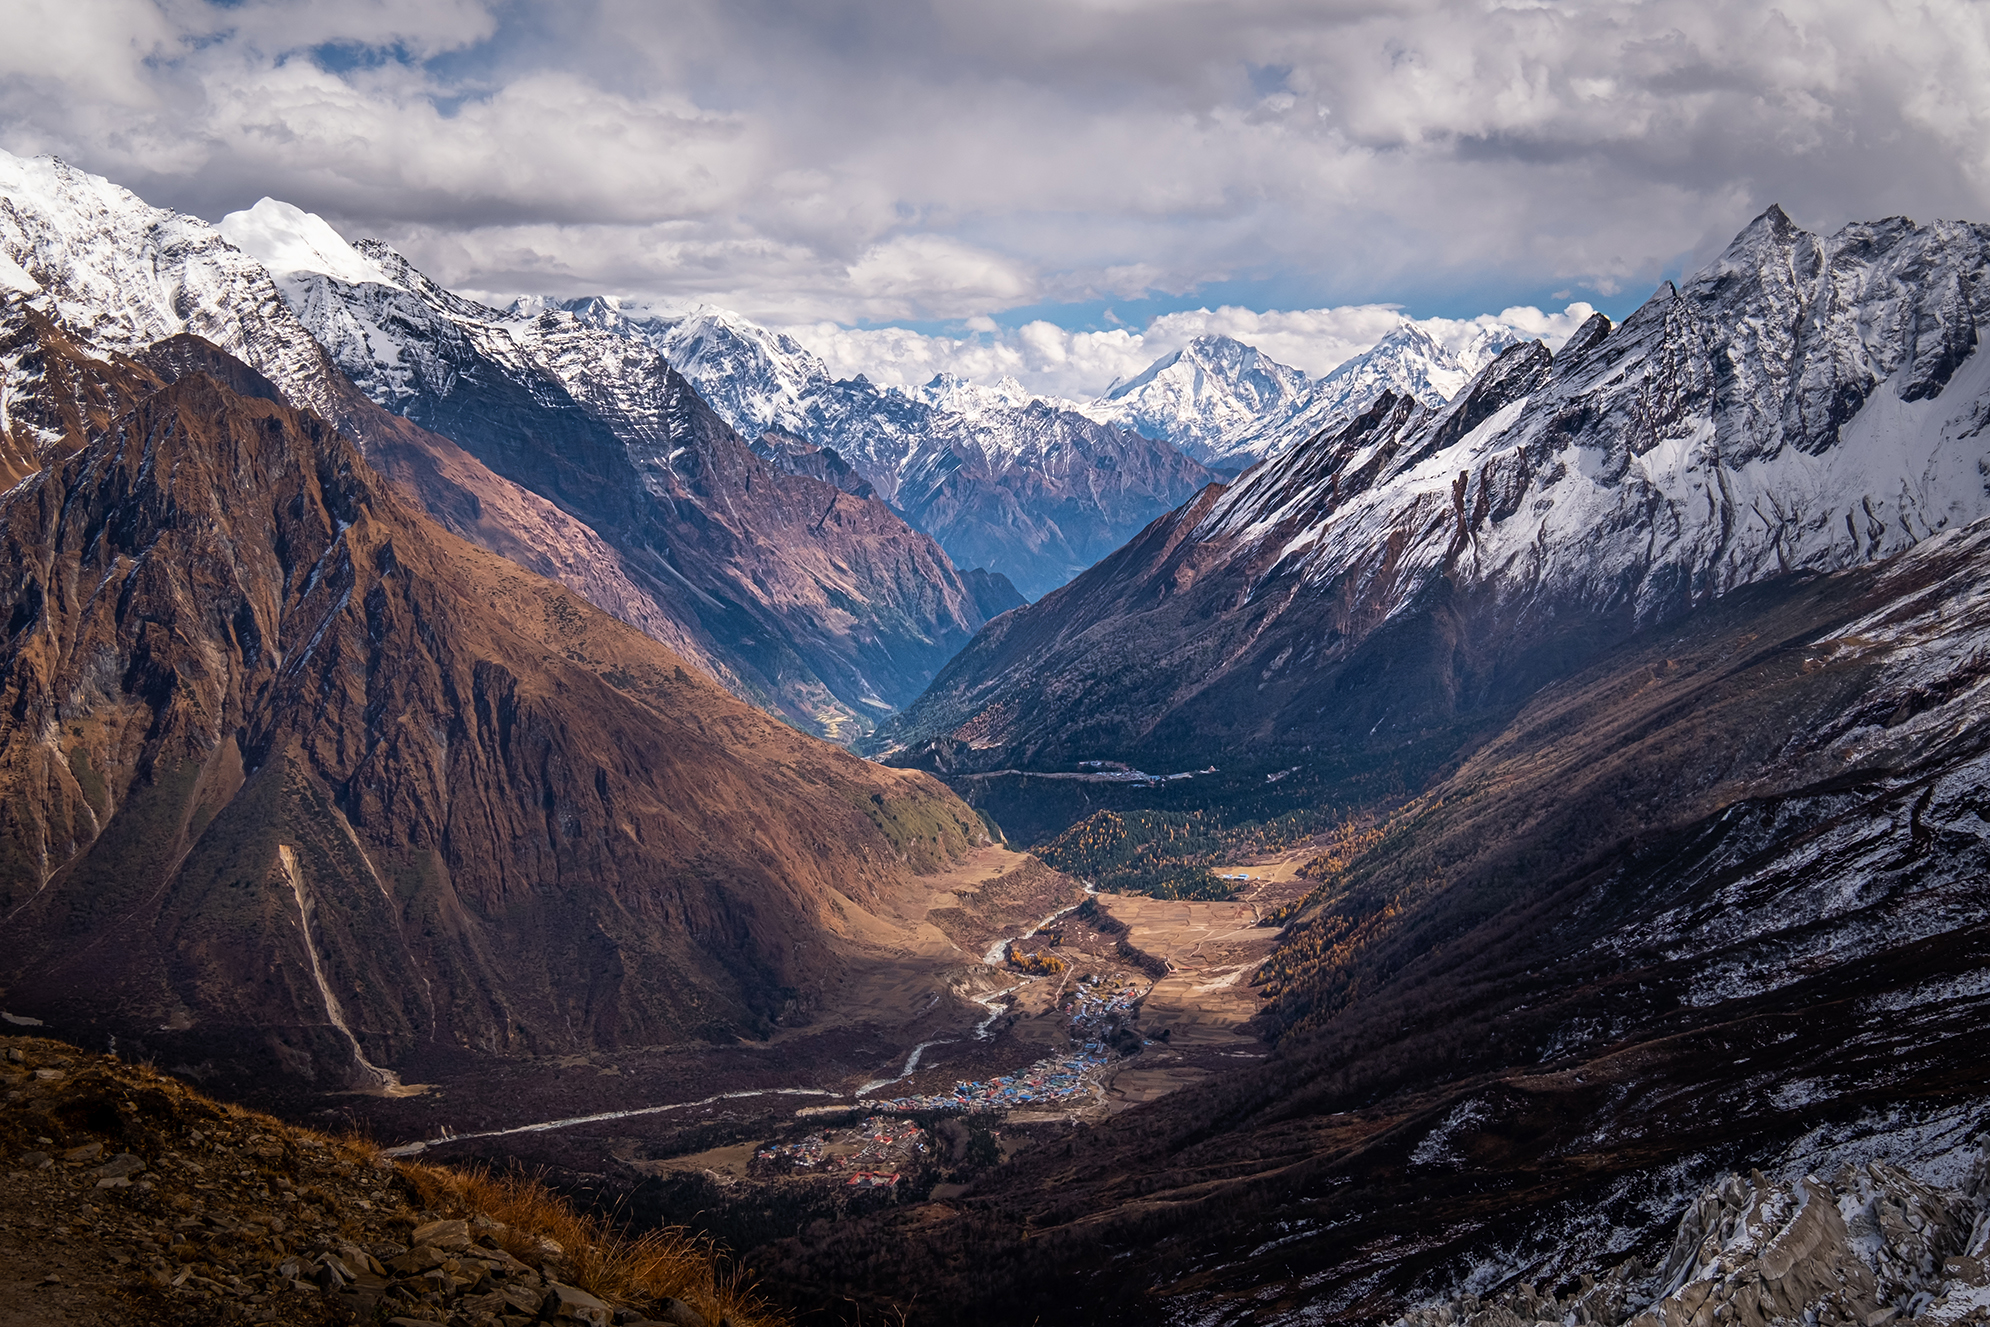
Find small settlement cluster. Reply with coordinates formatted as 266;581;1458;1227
862;976;1145;1115
751;1115;931;1191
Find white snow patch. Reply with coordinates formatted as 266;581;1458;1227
219;198;402;290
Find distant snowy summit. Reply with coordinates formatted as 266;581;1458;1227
1081;335;1313;463
1080;322;1532;466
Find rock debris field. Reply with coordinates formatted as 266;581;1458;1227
0;1036;785;1327
1392;1157;1990;1327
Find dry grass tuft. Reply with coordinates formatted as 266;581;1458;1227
402;1160;785;1326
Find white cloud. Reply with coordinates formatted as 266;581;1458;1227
2;0;1988;330
785;301;1600;401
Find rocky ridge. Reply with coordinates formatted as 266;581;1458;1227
0;1034;778;1326
1394;1158;1990;1327
875;206;1990;776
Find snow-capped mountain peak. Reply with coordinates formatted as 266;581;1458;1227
551;300;836;441
0;150;352;426
1083;333;1313;461
218;197;402;291
1209;318;1530;465
912;371;1067;419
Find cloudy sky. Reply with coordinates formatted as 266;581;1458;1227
5;0;1987;396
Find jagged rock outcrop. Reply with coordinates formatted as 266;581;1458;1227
1395;1159;1990;1327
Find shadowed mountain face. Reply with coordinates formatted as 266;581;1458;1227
320;247;988;739
885;400;1220;601
0;308;982;1092
874;209;1990;780
762;517;1990;1325
541;302;1219;600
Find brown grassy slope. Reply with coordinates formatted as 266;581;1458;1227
0;313;982;1089
0;1033;780;1326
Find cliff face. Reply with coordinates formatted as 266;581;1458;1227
0;308;982;1090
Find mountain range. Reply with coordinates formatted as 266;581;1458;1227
12;137;1990;1327
877;207;1990;779
216;192;1553;609
1080;319;1527;466
536;298;1221;600
215;196;993;742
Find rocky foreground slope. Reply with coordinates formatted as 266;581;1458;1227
0;1034;778;1326
0;302;982;1092
1396;1157;1990;1327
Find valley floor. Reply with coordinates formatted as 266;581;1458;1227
342;848;1308;1151
266;848;1315;1279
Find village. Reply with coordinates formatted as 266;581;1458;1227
750;1115;933;1191
390;839;1314;1257
861;974;1145;1114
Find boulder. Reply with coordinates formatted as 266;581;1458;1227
386;1245;449;1275
87;1153;145;1181
655;1297;711;1327
543;1279;615;1325
411;1217;473;1250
